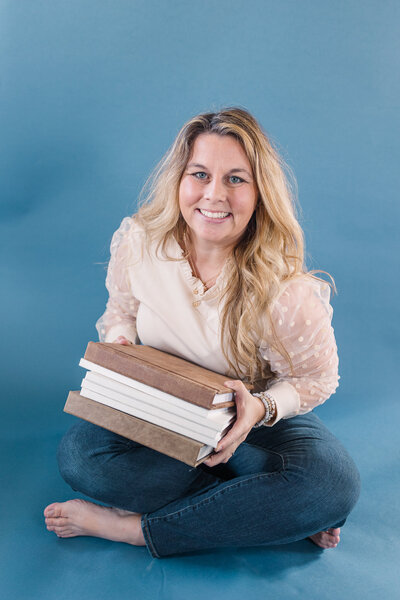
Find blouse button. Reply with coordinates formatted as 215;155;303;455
194;290;198;295
193;301;201;307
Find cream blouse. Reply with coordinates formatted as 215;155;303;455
95;216;339;425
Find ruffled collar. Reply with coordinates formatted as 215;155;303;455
172;236;230;302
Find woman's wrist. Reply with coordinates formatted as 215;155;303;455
252;391;277;427
250;393;267;426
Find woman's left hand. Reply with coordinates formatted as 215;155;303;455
203;380;266;467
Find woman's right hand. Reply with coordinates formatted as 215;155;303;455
112;335;134;345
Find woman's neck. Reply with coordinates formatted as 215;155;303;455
183;233;232;288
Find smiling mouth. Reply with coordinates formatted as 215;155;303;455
198;208;231;219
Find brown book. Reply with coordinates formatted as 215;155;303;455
82;342;252;409
64;391;214;467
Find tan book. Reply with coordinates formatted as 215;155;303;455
83;342;252;409
64;391;214;467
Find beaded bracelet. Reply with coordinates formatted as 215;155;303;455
252;391;277;427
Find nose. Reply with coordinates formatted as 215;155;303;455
203;177;227;203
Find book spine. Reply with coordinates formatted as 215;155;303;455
85;343;225;409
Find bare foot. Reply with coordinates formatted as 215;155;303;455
309;527;341;549
44;499;146;546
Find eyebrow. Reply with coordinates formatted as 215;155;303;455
186;163;252;178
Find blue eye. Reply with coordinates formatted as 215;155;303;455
192;171;208;179
190;172;245;184
229;175;244;184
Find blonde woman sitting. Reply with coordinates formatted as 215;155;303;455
44;107;360;557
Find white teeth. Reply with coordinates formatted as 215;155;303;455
199;209;230;219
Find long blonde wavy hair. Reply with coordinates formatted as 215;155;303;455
135;107;334;383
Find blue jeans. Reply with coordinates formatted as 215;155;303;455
57;412;361;558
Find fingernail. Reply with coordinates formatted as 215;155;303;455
46;510;54;517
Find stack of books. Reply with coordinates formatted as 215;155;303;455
64;342;246;466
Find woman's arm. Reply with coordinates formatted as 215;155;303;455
95;217;139;345
204;275;339;466
259;275;339;424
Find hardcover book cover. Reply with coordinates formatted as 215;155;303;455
64;391;214;467
83;342;251;408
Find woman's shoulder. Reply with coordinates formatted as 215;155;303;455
110;215;179;266
277;272;331;295
273;273;333;315
111;215;146;244
108;215;147;262
113;215;145;237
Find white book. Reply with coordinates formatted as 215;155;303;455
79;387;229;447
82;371;235;431
81;379;234;437
79;358;236;417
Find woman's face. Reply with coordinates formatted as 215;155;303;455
179;133;258;252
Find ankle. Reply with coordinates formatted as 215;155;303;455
120;514;146;546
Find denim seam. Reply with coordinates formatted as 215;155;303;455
147;465;288;524
242;442;285;468
141;514;160;558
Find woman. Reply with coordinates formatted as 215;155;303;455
44;108;360;557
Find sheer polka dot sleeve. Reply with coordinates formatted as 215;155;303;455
259;276;339;423
95;217;139;344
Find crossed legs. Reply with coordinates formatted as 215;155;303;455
45;413;360;557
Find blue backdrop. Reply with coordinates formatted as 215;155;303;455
1;1;399;599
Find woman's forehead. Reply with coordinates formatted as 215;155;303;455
188;133;252;171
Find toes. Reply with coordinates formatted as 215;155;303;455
320;541;335;549
55;528;75;538
44;500;80;519
45;517;69;528
44;502;63;518
309;531;340;549
323;535;339;548
327;531;340;543
47;524;76;537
